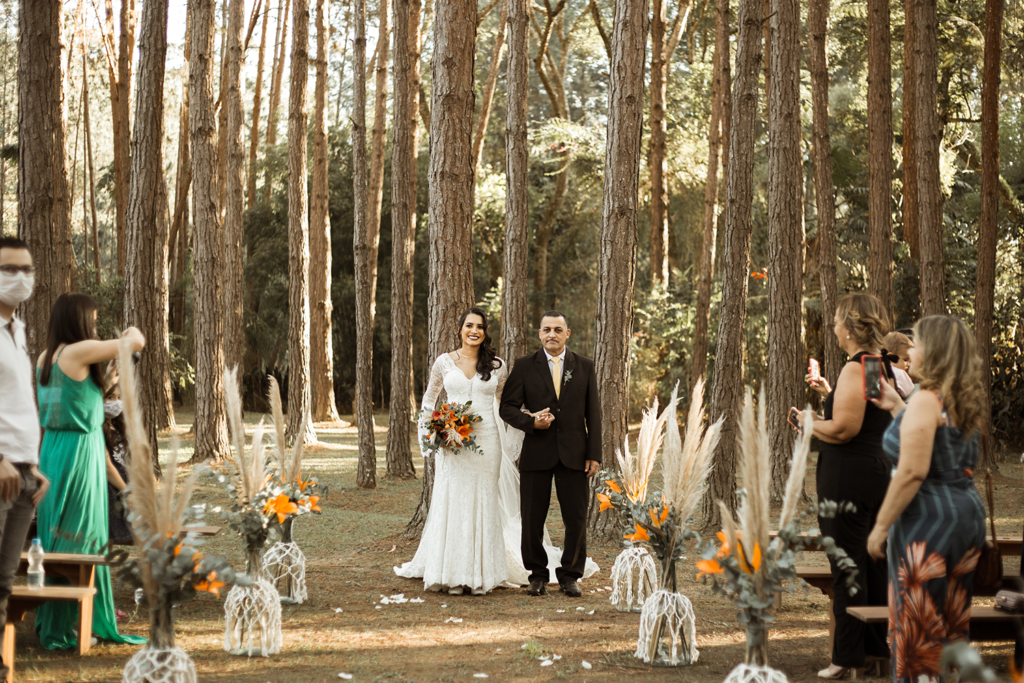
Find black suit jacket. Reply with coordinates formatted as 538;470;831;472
499;349;602;472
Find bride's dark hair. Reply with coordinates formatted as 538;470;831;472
455;307;502;381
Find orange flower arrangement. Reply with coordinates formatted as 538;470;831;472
418;402;483;455
264;494;300;524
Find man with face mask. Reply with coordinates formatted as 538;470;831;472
0;236;50;680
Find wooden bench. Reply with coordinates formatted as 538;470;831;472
3;585;97;682
773;532;1023;558
848;605;1024;643
16;552;109;589
108;524;222;546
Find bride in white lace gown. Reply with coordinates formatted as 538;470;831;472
394;308;597;595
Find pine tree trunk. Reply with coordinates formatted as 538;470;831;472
648;0;668;288
470;0;507;178
17;0;73;358
287;0;316;445
189;0;232;463
352;0;377;488
124;0;174;455
264;0;291;198
702;0;763;530
406;0;477;536
386;0;421;480
913;0;944;317
867;0;893;323
83;51;101;286
501;0;529;363
690;0;730;394
975;0;1002;470
248;0;270;207
591;0;649;534
310;0;340;424
767;0;805;501
217;0;229;211
363;0;391;425
112;0;135;278
170;61;191;337
224;0;246;376
901;0;919;257
809;0;842;384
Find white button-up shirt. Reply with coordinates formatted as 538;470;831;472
544;347;566;386
0;313;40;464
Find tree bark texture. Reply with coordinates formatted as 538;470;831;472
649;0;668;287
83;52;101;285
767;0;805;501
247;0;270;207
912;0;945;317
407;0;478;536
170;68;191;337
501;0;529;363
594;0;649;481
112;0;136;278
702;0;763;531
470;0;507;178
901;0;919;256
809;0;842;383
224;0;246;376
690;0;730;394
287;0;317;445
975;0;1002;469
310;0;340;424
386;0;422;480
189;0;231;462
867;0;894;323
352;0;378;488
17;0;73;358
264;0;291;198
124;0;174;453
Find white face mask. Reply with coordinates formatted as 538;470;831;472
104;400;124;419
0;272;34;307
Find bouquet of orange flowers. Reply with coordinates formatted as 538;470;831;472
418;402;483;455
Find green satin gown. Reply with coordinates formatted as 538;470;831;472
35;353;145;649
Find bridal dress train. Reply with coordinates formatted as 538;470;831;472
394;354;598;593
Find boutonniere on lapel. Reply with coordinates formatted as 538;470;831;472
562;369;573;386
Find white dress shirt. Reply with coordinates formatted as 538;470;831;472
544;347;566;387
0;313;40;464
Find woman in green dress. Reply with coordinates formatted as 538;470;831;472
35;293;147;649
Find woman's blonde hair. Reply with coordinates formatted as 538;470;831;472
913;315;986;438
836;293;889;351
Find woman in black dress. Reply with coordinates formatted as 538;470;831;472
101;372;132;546
806;293;893;679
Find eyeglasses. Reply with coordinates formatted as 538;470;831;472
0;265;35;275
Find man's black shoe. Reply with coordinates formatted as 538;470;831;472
559;579;582;597
527;579;547;596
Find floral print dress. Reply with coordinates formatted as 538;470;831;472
881;398;986;683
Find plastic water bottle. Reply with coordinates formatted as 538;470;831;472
27;538;45;590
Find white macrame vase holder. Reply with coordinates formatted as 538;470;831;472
610;547;659;612
635;589;698;666
223;576;283;656
722;663;789;683
265;541;307;604
121;646;196;683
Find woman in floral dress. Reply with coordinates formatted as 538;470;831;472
867;316;987;683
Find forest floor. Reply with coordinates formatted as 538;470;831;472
12;409;1024;683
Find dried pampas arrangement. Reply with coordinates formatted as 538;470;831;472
112;339;249;681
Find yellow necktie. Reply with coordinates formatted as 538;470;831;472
551;357;561;399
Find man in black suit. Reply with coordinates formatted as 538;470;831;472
499;311;601;597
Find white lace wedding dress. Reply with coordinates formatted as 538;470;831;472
394;353;599;593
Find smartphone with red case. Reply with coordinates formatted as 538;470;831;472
808;358;820;382
861;355;883;400
787;407;803;433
